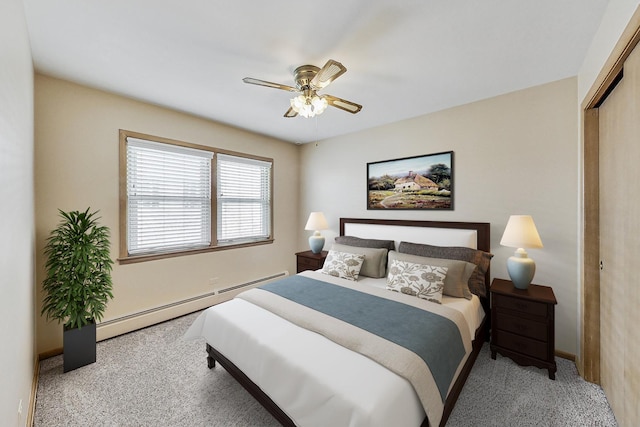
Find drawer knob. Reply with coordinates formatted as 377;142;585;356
515;323;529;332
515;302;528;310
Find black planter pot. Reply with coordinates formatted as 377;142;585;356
63;321;96;372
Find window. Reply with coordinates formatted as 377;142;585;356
217;154;272;244
126;138;213;255
119;131;273;262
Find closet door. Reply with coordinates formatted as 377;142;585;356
598;40;640;427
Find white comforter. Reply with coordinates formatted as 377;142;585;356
184;270;484;427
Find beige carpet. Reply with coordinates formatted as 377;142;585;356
34;311;617;426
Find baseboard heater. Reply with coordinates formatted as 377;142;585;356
217;271;289;294
97;271;289;340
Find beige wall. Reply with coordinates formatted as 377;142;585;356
0;0;35;425
299;77;579;355
34;75;300;354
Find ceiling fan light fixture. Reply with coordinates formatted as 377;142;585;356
244;59;360;118
290;94;328;118
312;96;328;115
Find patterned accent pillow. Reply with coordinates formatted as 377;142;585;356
398;241;493;297
386;259;448;304
331;243;388;278
388;251;475;299
321;250;366;281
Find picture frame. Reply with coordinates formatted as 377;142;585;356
367;151;453;210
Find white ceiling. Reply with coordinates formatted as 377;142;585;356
23;0;608;144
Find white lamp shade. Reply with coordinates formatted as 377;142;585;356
305;212;329;231
500;215;543;249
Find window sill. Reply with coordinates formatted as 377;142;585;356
118;238;274;265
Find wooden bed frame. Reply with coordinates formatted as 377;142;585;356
205;218;491;427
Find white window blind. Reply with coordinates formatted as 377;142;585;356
126;138;213;255
217;153;271;243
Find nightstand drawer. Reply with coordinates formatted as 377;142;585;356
495;312;547;341
296;251;328;274
493;294;547;317
493;330;548;360
298;258;322;271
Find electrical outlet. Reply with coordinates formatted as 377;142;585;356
18;399;23;416
209;277;219;286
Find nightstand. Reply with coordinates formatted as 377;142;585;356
295;250;328;273
490;278;558;379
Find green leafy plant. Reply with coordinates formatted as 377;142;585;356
41;208;114;330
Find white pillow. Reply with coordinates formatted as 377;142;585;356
321;250;366;281
386;259;447;304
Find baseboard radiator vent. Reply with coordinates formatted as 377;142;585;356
97;271;289;341
217;271;288;294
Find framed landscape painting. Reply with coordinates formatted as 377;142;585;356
367;151;453;210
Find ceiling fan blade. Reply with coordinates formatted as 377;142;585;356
242;77;299;92
310;59;347;90
284;107;298;118
323;94;362;114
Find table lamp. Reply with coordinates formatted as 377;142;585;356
305;212;329;254
500;215;543;289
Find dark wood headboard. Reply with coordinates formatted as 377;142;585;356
340;218;490;251
339;218;492;327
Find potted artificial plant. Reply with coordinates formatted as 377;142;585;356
41;208;114;372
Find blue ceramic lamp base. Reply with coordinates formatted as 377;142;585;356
506;248;536;289
308;233;325;254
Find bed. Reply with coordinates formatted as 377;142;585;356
185;218;492;427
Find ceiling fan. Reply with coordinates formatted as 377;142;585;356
243;59;363;118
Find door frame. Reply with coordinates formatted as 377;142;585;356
581;6;640;383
